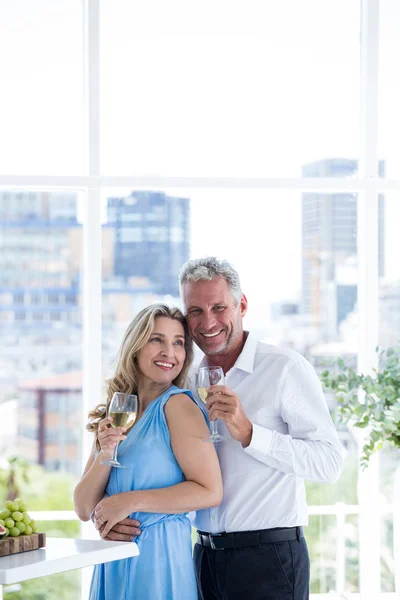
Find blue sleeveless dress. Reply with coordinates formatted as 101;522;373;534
89;385;207;600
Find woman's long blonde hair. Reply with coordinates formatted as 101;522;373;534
87;304;193;448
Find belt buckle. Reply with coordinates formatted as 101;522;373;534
209;533;224;550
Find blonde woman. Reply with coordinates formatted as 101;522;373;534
74;304;222;600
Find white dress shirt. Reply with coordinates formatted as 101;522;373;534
192;331;343;534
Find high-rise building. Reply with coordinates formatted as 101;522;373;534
17;372;82;474
0;191;81;330
106;191;190;297
379;279;400;348
301;158;385;338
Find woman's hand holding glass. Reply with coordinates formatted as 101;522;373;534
99;392;138;468
97;417;127;461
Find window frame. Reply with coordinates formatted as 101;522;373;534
0;0;396;597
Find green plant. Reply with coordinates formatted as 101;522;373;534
321;346;400;468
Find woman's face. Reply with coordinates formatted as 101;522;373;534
136;316;187;387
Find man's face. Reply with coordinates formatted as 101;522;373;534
182;277;247;356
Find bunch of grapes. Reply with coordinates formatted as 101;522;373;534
0;498;38;539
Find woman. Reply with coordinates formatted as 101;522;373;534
74;304;222;600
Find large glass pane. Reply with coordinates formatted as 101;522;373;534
346;514;360;593
379;0;400;178
378;190;400;518
5;571;80;600
307;515;337;594
0;190;82;599
381;514;395;594
379;193;400;351
0;2;84;175
378;191;399;597
101;0;360;177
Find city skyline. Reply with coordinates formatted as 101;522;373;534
2;180;400;325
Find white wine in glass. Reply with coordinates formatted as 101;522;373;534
109;411;137;429
100;392;138;468
197;366;225;443
197;387;208;404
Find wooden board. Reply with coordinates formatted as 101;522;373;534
0;533;46;557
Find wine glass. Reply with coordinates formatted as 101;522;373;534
197;366;225;443
100;392;138;468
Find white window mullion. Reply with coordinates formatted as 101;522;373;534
358;1;381;598
81;190;102;479
2;174;400;190
84;0;100;177
81;1;101;597
81;0;101;476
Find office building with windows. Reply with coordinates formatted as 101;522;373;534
301;158;385;338
106;191;190;298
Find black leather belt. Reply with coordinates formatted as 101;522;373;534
197;527;303;550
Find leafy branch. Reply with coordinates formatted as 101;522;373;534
320;346;400;468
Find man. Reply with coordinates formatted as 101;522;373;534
104;257;343;599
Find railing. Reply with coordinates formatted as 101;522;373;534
307;502;395;598
1;503;396;599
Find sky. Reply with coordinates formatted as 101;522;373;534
1;0;400;329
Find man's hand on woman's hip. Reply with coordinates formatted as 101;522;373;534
99;517;142;542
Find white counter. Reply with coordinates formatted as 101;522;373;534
0;537;139;585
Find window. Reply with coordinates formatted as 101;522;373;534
0;1;84;174
1;1;397;599
101;0;360;177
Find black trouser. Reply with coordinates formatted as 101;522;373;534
194;530;310;600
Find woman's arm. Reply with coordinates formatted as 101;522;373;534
94;394;223;537
73;418;127;521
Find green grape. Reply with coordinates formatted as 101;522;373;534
30;520;38;533
9;527;20;537
10;501;19;512
14;498;27;512
5;501;13;510
5;518;15;529
12;511;23;522
24;525;32;535
22;512;32;526
0;509;11;520
0;519;5;527
16;522;26;533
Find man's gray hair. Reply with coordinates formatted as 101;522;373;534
179;257;242;305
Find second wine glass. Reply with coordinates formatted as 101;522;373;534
197;366;225;443
100;392;138;468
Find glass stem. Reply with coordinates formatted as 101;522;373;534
111;442;119;462
211;420;218;436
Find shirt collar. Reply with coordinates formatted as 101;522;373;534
198;330;257;374
232;331;257;374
